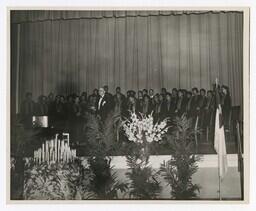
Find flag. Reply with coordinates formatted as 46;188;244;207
214;84;228;180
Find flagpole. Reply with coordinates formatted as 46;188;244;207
216;78;221;200
218;143;222;200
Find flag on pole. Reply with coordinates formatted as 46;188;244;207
214;79;228;180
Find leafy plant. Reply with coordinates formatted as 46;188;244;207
11;117;40;199
159;114;200;200
87;156;128;199
24;159;94;200
125;142;161;199
83;112;128;199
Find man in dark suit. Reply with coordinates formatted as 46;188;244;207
96;87;112;121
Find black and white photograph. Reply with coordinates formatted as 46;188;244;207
8;8;249;202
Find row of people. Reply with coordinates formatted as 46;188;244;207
19;85;232;129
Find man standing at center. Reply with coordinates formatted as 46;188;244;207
97;87;111;122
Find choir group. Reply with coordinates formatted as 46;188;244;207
19;85;231;133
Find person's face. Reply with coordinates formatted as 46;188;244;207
116;93;121;99
104;86;108;93
81;96;85;101
159;95;163;101
192;90;197;95
200;90;206;96
144;97;149;103
129;97;134;104
68;97;73;102
187;93;192;99
178;91;183;97
149;90;154;96
172;90;177;96
99;88;105;97
75;97;79;103
116;88;121;94
207;92;212;98
27;94;32;100
143;90;147;95
93;89;98;95
60;97;65;103
138;92;143;99
48;94;53;100
222;88;227;95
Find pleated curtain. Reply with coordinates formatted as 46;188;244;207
11;11;243;112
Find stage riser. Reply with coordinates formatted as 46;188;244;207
80;154;241;199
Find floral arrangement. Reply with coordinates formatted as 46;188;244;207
122;112;169;144
122;112;168;199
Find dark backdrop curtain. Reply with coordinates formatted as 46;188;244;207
11;11;243;112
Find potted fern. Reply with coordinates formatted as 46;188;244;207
159;114;201;199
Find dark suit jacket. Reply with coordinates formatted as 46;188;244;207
176;97;187;116
96;95;112;120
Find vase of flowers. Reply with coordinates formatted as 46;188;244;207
122;112;169;199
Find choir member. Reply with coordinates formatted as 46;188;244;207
20;92;36;128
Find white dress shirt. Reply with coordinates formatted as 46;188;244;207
98;95;104;110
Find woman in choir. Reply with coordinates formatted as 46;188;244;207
152;94;160;121
136;90;144;113
71;96;82;143
80;94;87;116
127;96;137;115
221;85;232;131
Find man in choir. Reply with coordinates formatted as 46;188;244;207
171;88;178;107
96;87;112;121
142;94;153;115
198;89;207;128
114;87;126;103
66;95;74;129
141;88;147;96
158;94;166;120
89;88;99;100
130;90;136;98
185;91;192;114
149;89;154;100
164;92;176;118
20;92;36;128
204;90;215;129
113;87;127;116
188;87;200;124
127;96;137;115
35;95;48;116
175;90;187;117
104;85;113;104
161;88;167;100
